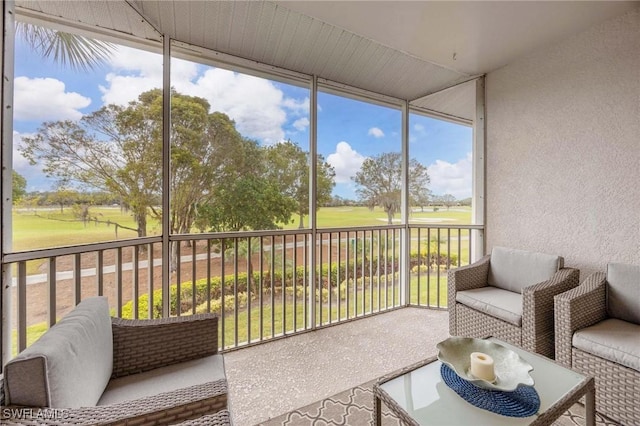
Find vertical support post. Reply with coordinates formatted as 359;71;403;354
161;36;171;317
400;100;410;306
1;0;15;368
472;77;486;261
309;75;317;329
17;261;25;352
47;257;56;327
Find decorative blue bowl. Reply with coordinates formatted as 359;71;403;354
436;337;535;391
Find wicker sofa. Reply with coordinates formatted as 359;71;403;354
1;297;229;425
555;263;640;425
448;246;579;358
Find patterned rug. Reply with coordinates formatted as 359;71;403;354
261;380;620;426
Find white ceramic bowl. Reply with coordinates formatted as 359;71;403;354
436;337;535;391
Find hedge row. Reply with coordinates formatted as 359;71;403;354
121;268;401;318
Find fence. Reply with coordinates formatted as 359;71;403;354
4;224;483;354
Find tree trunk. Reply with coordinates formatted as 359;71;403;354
387;209;393;225
170;240;178;273
137;213;147;238
298;213;305;229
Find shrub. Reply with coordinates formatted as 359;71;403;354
411;264;429;274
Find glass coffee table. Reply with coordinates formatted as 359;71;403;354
374;338;595;426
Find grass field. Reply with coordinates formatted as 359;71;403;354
12;205;471;251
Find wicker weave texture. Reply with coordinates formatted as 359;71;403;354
555;271;639;425
0;314;227;425
522;268;580;359
447;255;491;336
112;314;219;378
555;271;638;425
572;348;639;425
172;409;232;425
449;252;579;359
0;380;228;426
554;272;607;368
454;303;522;345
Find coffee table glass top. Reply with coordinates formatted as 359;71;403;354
378;338;588;425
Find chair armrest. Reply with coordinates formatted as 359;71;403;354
112;314;219;378
0;380;228;425
554;272;607;367
447;255;491;292
447;255;490;336
522;267;580;358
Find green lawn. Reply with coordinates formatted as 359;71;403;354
284;206;471;229
12;207;161;251
12;206;471;251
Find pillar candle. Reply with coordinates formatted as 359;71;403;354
470;351;495;382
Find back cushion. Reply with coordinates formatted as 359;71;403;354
488;247;563;293
4;297;113;408
606;263;640;324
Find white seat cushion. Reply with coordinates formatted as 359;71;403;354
606;262;640;324
488;247;563;294
98;354;226;406
456;287;523;326
573;318;640;372
4;297;113;408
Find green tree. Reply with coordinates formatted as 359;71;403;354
20;100;161;236
47;187;79;214
353;152;430;224
200;175;296;232
21;89;257;241
441;194;457;210
12;171;27;202
411;185;431;212
264;141;335;228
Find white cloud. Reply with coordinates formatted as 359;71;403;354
99;47;307;144
327;142;366;183
184;68;287;143
368;127;384;138
100;74;161;106
12;131;52;191
14;77;91;121
13;131;32;169
99;46;165;105
293;117;310;131
282;97;310;115
427;152;472;199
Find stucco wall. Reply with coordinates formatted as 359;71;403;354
485;8;640;275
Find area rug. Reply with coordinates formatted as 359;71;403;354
261;380;620;426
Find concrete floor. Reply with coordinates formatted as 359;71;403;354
223;307;449;426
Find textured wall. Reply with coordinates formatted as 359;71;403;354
485;8;640;275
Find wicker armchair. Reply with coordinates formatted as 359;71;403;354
555;263;640;425
448;247;579;358
1;297;228;426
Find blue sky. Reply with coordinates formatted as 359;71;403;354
13;37;472;200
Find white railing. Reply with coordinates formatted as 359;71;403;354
3;224;483;354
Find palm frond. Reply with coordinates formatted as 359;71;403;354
16;22;115;72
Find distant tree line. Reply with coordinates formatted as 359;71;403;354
14;188;123;213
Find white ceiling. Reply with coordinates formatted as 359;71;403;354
14;1;639;122
277;1;639;76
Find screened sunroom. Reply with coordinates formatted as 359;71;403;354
0;1;638;425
